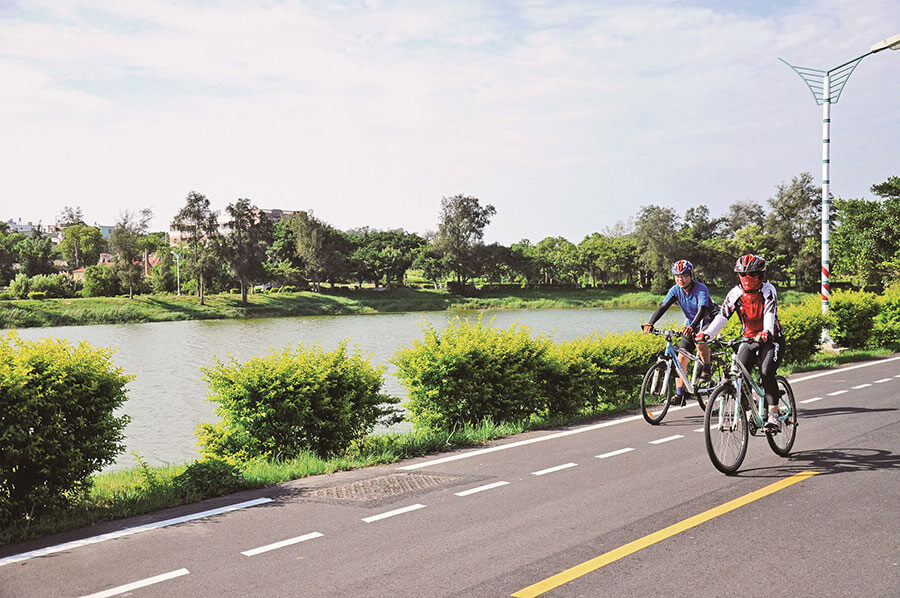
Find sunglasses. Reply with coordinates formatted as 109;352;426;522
739;272;760;278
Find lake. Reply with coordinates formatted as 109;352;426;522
5;307;657;470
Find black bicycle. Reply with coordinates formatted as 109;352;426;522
639;327;726;425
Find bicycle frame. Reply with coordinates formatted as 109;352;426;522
655;329;713;396
719;340;793;431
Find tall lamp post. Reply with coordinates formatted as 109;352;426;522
780;33;900;318
170;250;181;296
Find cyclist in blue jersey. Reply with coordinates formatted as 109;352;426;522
642;260;718;404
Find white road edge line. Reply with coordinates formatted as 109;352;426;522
649;435;684;445
801;397;824;404
362;504;426;523
0;498;273;568
828;390;848;396
455;481;510;497
852;384;872;390
397;413;645;471
79;568;190;598
874;378;892;383
790;355;900;383
241;532;324;557
596;448;635;459
532;463;578;476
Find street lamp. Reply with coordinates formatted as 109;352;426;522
170;250;181;296
780;33;900;317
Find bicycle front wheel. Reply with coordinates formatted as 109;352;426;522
640;361;673;425
766;376;797;456
704;384;748;475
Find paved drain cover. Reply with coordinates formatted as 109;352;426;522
309;472;460;501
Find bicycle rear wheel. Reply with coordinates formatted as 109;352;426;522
766;376;797;456
640;361;673;425
704;384;748;475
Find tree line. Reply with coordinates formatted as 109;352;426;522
1;173;898;301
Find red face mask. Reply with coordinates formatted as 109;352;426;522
739;273;762;291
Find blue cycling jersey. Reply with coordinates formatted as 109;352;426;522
663;281;713;326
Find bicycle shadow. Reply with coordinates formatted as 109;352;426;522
796;405;897;420
734;447;900;478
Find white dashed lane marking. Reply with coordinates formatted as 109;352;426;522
80;568;190;598
241;532;324;557
852;384;872;389
532;463;578;476
694;428;705;433
801;397;824;404
362;504;426;523
649;435;684;445
874;378;892;383
455;482;510;497
596;448;635;459
827;390;848;396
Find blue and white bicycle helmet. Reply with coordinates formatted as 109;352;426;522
671;260;693;276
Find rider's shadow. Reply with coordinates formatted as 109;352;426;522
797;405;897;420
740;447;900;477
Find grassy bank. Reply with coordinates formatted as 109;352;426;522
1;345;889;547
0;285;815;329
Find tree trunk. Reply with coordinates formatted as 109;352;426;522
240;280;247;305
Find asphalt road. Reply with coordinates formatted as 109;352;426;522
2;355;899;597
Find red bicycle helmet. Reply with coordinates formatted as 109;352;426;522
734;254;766;273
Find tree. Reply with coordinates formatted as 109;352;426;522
0;222;24;285
82;264;119;297
831;195;900;288
412;241;449;288
870;175;900;199
535;236;580;285
223;199;272;304
173;191;220;305
721;199;766;238
508;239;542;286
765;172;822;287
633;205;681;293
286;211;350;292
108;209;152;299
15;233;55;277
57;206;85;228
436;194;496;285
682;205;723;241
348;228;424;287
58;223;105;270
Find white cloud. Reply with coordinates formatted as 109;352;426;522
1;0;898;242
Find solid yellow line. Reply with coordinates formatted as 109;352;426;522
512;470;819;597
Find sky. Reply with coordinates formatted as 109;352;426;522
1;0;898;245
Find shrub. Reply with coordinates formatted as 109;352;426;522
8;273;29;299
26;291;46;301
29;273;74;298
0;333;131;524
174;458;247;502
872;284;900;351
282;285;296;293
393;317;552;431
828;289;880;349
82;265;120;297
198;342;400;460
564;331;663;406
779;297;826;363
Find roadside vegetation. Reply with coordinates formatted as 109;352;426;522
2;286;898;546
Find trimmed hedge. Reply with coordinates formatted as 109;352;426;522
0;333;131;524
197;342;400;460
873;284;900;351
828;289;881;349
393;317;663;432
